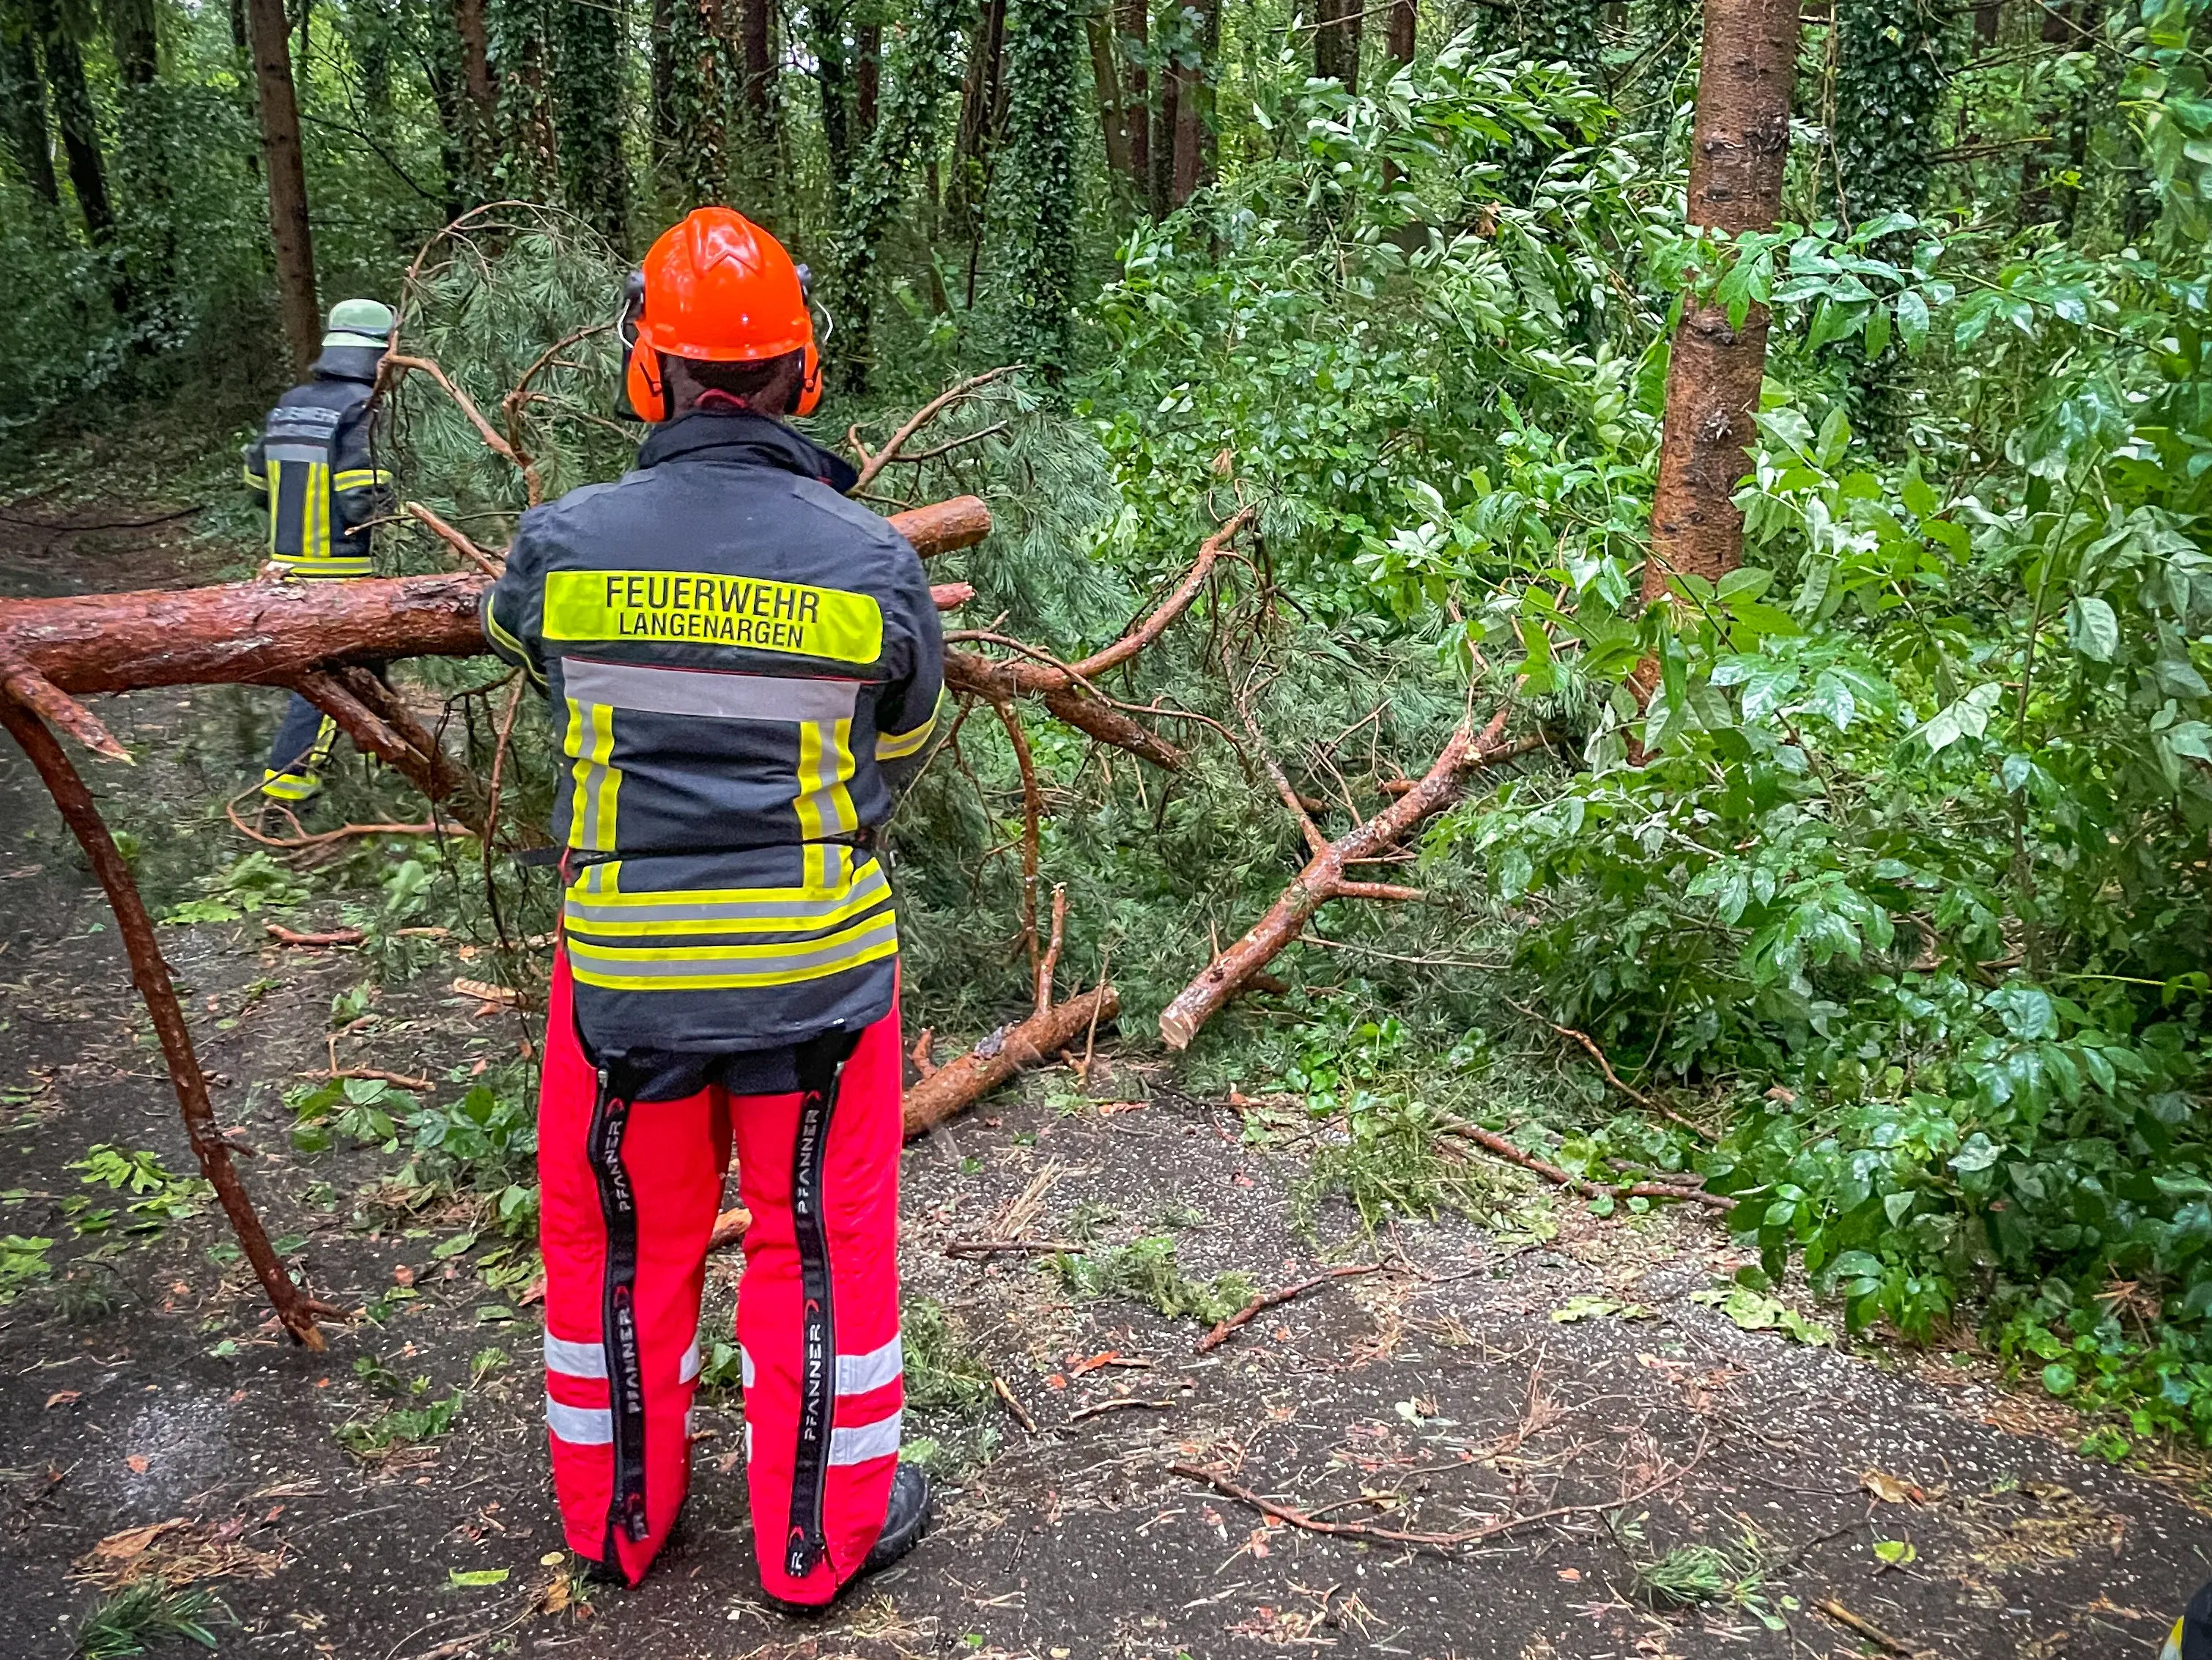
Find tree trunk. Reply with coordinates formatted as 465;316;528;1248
554;0;630;249
1120;0;1147;192
1972;0;2000;42
1;21;59;206
855;18;881;136
660;0;731;210
245;0;320;376
1314;0;1361;89
1386;0;1415;64
1195;0;1217;185
813;0;855;196
454;0;496;184
30;0;116;244
1643;0;1799;598
739;0;772;129
1086;6;1132;182
947;0;1005;235
108;0;158;86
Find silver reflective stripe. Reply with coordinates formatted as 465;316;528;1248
561;658;859;724
563;912;899;979
741;1346;756;1389
265;443;328;464
564;863;890;929
544;1332;607;1378
678;1335;703;1384
744;1421;754;1461
829;1410;901;1466
837;1335;903;1395
546;1395;613;1445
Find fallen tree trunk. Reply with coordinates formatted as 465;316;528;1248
1158;708;1545;1050
0;496;992;704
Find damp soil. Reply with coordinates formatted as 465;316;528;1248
0;503;2206;1660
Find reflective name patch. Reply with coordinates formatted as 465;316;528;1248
542;570;883;664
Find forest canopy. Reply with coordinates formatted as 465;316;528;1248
4;0;2212;1459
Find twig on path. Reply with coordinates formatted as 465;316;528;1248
1435;1115;1735;1211
1068;1397;1180;1423
1816;1599;1920;1656
1171;1432;1709;1556
1194;1264;1383;1354
992;1374;1039;1434
267;923;366;948
706;1206;752;1253
946;1238;1087;1260
1503;997;1715;1143
305;1066;435;1091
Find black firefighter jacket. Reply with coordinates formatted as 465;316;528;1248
243;342;393;578
480;410;947;1061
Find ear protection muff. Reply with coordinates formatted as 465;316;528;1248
794;264;824;417
615;269;665;423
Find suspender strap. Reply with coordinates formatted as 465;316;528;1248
586;1060;652;1546
783;1025;863;1581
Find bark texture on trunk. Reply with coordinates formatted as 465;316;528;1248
1386;0;1416;64
0;499;991;699
855;20;881;136
245;0;321;376
1120;0;1148;189
1314;0;1362;89
1;23;59;206
1087;7;1133;181
30;0;116;242
456;0;497;179
740;0;774;127
1643;0;1799;597
949;0;1006;234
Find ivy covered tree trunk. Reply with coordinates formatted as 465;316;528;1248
856;17;881;136
1643;0;1799;596
0;10;60;207
660;0;732;210
830;0;971;380
489;0;561;200
1314;0;1361;90
555;0;631;248
244;0;319;372
1163;0;1213;207
739;0;773;137
996;0;1081;375
1834;0;1948;224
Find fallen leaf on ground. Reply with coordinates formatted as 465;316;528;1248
1863;1469;1924;1504
43;1390;78;1409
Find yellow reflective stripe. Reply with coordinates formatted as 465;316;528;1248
563;882;890;940
564;912;899;991
564;859;887;913
333;468;393;491
484;600;539;682
313;461;333;559
243;461;267;493
265;459;281;553
261;768;321;801
876;688;946;760
541;570;884;665
2165;1619;2186;1660
563;700;621;852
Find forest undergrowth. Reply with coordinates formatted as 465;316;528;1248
8;0;2212;1478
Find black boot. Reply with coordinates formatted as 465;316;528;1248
761;1463;933;1616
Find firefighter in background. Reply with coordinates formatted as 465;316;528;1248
243;298;396;803
2170;1581;2212;1659
481;208;944;1609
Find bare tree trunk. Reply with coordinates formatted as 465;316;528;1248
1153;22;1178;213
245;0;319;376
1120;0;1147;192
1643;0;1799;597
456;0;497;180
1972;0;2000;42
1314;0;1362;89
1087;7;1132;181
739;0;773;128
1386;0;1416;64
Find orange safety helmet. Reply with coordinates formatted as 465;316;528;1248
619;208;823;422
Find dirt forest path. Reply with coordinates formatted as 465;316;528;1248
0;503;2205;1660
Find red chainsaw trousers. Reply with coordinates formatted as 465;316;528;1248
537;948;906;1602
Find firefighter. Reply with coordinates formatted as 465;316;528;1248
2170;1580;2212;1659
243;297;396;803
481;207;944;1609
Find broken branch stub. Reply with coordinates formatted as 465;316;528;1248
903;986;1121;1138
